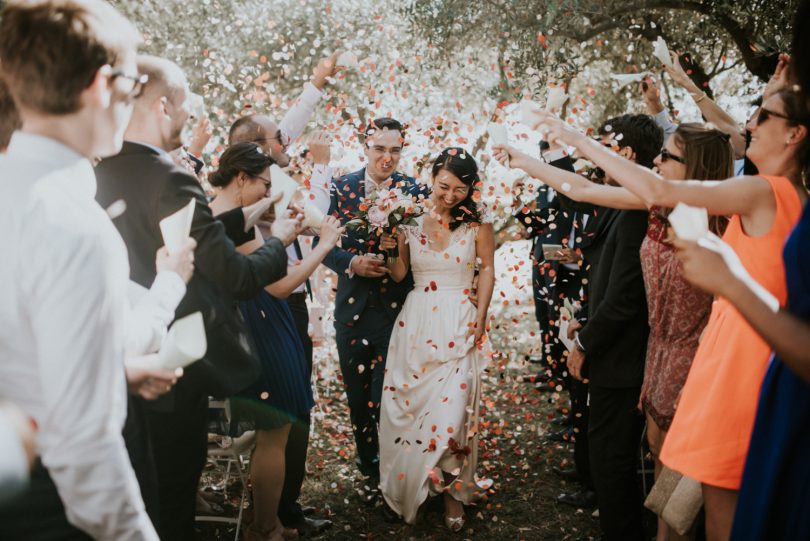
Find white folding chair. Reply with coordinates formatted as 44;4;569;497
196;399;255;541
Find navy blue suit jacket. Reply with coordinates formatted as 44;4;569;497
318;168;429;326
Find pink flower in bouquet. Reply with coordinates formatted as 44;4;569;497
367;205;389;228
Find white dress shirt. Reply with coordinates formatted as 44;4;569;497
0;133;158;540
125;272;186;357
278;82;333;292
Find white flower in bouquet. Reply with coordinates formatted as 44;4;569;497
367;205;389;228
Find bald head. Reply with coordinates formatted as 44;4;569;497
228;113;289;166
135;55;187;111
125;55;190;151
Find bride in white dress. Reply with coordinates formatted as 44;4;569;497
378;147;495;531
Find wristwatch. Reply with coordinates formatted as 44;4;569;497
574;334;585;352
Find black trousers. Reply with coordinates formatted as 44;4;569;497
334;307;394;471
279;293;313;525
144;382;209;541
570;379;592;488
0;461;93;540
123;395;159;527
588;384;644;541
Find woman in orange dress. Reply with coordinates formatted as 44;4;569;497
536;87;807;540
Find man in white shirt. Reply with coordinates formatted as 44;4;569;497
0;1;161;539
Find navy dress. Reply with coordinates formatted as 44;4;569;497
229;291;314;432
731;201;810;541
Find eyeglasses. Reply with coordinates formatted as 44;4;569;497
253;174;272;188
253;129;290;149
659;148;686;164
752;107;792;126
110;71;148;100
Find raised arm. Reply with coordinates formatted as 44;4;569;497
664;53;746;158
535;113;772;218
238;217;344;298
494;145;647;210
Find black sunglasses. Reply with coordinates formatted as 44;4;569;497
111;71;148;100
659;148;686;164
753;107;792;126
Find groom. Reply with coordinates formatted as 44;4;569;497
318;118;428;479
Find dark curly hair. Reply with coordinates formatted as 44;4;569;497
208;142;273;188
598;114;664;168
431;147;482;231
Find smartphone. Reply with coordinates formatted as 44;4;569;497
542;243;566;261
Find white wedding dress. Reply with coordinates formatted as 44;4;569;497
379;215;492;524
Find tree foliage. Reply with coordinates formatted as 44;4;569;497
403;0;795;105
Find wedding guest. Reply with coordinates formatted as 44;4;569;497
0;0;158;538
677;26;810;539
512;158;585;394
315;117;430;480
229;55;338;532
503;117;735;540
95;55;297;541
539;86;807;540
209;142;343;541
0;78;20;152
497;113;663;541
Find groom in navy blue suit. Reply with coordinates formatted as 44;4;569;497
317;118;428;478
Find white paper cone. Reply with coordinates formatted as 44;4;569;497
270;164;300;217
610;73;649;87
159;199;195;255
518;99;544;128
301;202;325;230
336;51;358;68
156;312;207;370
244;197;273;232
488;123;509;167
545;85;568;112
653;36;673;67
487;123;508;146
668;203;708;241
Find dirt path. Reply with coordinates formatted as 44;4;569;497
198;354;601;541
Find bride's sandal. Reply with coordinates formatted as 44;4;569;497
443;495;465;533
444;513;465;532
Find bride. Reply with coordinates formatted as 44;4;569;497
378;147;495;531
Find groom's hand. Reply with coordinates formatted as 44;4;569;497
351;255;388;278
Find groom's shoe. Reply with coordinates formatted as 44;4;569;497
556;489;597;508
355;457;380;480
288;516;332;537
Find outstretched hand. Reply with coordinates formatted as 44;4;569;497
763;53;791;101
312;51;343;89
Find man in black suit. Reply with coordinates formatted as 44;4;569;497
562;114;662;541
316;118;429;479
95;55;298;541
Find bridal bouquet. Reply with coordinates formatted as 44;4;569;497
347;186;425;262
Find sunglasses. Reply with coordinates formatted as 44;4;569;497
752;107;792;126
659;148;686;164
111;71;148;100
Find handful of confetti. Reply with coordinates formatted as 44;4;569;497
346;185;425;262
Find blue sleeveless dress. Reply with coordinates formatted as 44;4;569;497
731;201;810;540
229;291;314;431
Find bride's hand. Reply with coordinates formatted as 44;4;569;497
466;318;487;345
378;231;398;251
